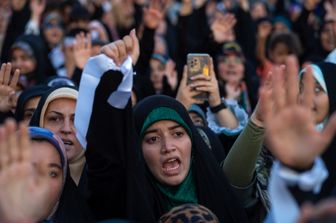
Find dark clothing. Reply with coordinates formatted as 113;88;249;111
15;85;50;122
80;59;249;222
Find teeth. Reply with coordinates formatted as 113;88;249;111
167;158;176;163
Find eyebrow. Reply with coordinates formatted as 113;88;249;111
144;124;182;135
49;163;62;170
47;111;64;116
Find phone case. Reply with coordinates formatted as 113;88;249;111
187;54;210;101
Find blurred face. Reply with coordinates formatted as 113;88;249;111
43;20;64;48
251;2;267;21
142;120;192;186
189;112;205;127
299;81;329;124
320;23;336;52
269;42;290;65
31;140;63;218
23;96;40;125
43;98;82;162
217;55;244;85
150;59;165;92
11;48;36;75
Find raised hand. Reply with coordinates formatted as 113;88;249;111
0;63;20;112
143;0;165;29
176;65;205;109
211;13;236;43
164;59;178;91
188;58;221;107
262;57;336;169
30;0;45;21
73;32;92;69
257;21;272;39
225;82;242;100
0;120;52;223
101;29;140;66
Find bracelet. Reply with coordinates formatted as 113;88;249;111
210;101;227;113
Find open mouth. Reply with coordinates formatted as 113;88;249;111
162;158;181;176
62;139;74;148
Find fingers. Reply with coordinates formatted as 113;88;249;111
123;35;133;56
272;65;286;112
0;63;14;86
7;120;19;165
0;120;17;170
114;40;127;65
9;69;20;90
286;56;299;105
301;66;314;110
259;79;273;127
18;122;30;163
189;74;211;81
180;65;188;87
3;63;11;85
0;126;7;170
130;29;140;64
0;63;6;84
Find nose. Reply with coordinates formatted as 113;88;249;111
60;118;73;134
161;137;176;154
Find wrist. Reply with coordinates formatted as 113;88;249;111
250;113;264;128
209;100;227;113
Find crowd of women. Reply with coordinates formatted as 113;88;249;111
0;0;336;222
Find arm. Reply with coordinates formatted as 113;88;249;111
75;30;139;220
24;0;45;35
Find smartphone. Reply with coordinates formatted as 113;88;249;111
187;53;210;101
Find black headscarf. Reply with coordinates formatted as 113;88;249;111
132;95;248;223
15;85;50;122
10;35;48;87
316;62;336;198
29;86;78;127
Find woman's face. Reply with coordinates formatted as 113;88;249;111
11;48;36;75
320;23;336;52
299;81;329;124
217;55;244;85
269;42;290;65
251;2;267;21
43;98;82;162
142;120;192;186
43;20;64;48
150;59;165;92
31;140;63;218
23;96;41;125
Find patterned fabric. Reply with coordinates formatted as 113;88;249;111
255;145;275;211
159;204;219;223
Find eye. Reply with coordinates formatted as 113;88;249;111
145;136;160;144
47;115;62;123
173;131;184;138
49;171;59;178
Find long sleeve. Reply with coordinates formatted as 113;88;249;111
75;55;133;220
223;120;265;187
1;2;31;62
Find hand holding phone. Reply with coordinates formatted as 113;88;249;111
187;53;210;101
